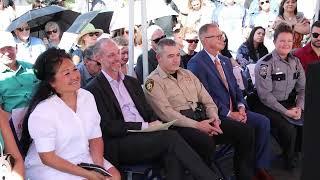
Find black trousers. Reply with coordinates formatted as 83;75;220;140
173;118;255;180
104;130;220;180
254;102;303;160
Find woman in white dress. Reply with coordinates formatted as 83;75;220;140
20;48;121;180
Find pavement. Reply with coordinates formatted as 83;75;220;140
269;136;301;180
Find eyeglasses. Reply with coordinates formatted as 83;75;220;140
312;32;320;39
185;39;199;44
204;34;224;40
17;27;30;32
152;35;166;44
88;32;100;37
93;60;101;66
260;0;269;5
46;29;58;35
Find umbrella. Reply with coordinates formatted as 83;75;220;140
6;5;80;37
109;0;179;31
66;10;113;34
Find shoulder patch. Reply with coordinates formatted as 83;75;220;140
259;64;268;79
145;79;154;92
262;54;273;62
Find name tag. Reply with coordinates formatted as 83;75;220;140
271;73;286;81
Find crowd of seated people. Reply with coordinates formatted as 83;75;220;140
1;0;319;179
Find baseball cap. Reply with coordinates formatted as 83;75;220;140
0;31;16;49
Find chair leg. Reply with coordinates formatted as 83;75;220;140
127;171;133;180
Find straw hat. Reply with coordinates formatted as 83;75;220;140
77;23;103;45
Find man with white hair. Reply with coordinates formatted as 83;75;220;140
135;25;166;84
0;31;39;114
0;31;39;142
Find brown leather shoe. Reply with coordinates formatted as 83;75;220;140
253;169;274;180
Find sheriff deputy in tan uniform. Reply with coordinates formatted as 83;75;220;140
254;23;306;170
144;38;255;180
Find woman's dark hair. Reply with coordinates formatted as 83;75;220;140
245;26;268;62
20;48;71;156
278;0;298;16
1;0;14;9
273;22;293;41
220;31;233;58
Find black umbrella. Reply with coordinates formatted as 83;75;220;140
6;5;80;38
66;10;113;34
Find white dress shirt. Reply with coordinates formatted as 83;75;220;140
25;88;113;180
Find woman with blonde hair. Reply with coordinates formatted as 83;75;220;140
43;21;62;48
72;23;103;65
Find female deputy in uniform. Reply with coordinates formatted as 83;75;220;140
254;22;305;170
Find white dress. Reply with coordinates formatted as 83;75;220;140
25;89;113;180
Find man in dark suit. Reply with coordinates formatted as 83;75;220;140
85;38;222;180
188;23;274;180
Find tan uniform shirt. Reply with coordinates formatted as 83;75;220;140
144;65;219;128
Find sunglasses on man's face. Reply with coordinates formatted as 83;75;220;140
88;32;100;37
260;0;269;5
46;29;58;35
312;32;320;39
185;39;199;44
17;27;30;32
152;35;166;44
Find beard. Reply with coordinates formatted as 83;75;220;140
311;40;320;48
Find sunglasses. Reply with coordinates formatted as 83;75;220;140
152;35;166;44
185;39;199;44
88;32;100;37
312;32;320;39
17;27;30;32
260;0;269;5
46;29;58;35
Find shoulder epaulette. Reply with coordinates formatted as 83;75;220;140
262;54;273;62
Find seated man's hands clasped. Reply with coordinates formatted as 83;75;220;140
228;106;247;123
196;118;223;136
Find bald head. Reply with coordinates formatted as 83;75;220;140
92;38;117;56
92;38;121;76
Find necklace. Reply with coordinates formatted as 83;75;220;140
283;14;295;21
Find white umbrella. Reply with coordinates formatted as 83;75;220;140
109;0;178;32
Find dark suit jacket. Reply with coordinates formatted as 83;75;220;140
187;50;247;118
302;62;320;180
135;49;158;84
85;72;157;140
